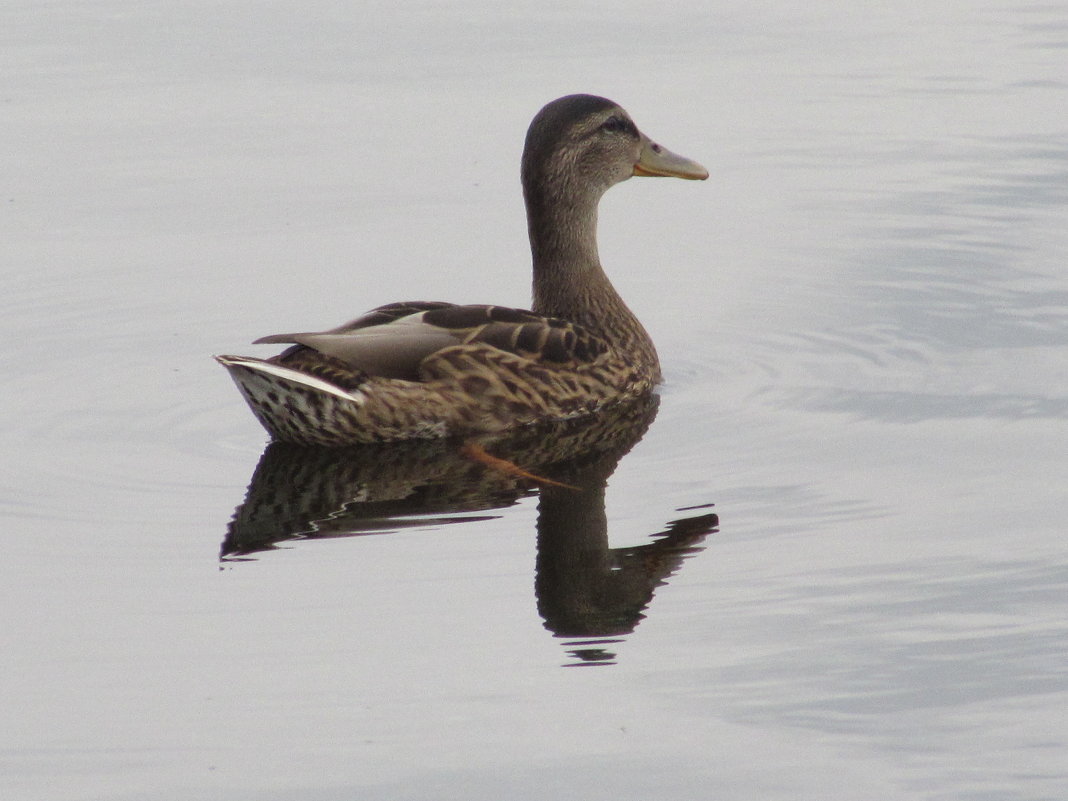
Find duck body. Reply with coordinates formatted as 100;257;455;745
217;94;706;445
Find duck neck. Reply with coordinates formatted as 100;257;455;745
525;189;660;377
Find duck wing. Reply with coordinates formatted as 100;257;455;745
254;303;609;381
420;304;609;366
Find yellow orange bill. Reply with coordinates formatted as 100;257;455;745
633;135;708;180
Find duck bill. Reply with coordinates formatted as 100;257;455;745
633;135;708;180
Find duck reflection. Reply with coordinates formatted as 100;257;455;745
223;394;717;664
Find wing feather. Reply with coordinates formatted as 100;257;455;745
255;303;609;381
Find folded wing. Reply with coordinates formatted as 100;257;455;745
254;303;609;382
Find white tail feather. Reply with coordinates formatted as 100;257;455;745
214;355;364;403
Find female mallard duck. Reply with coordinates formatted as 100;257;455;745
217;94;707;446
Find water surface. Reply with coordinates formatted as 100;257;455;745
2;2;1066;799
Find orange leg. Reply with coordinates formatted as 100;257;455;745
459;441;580;491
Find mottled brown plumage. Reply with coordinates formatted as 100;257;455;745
217;94;707;445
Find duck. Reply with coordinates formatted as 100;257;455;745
217;94;707;446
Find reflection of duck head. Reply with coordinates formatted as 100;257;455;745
222;393;716;664
536;482;716;645
532;430;717;659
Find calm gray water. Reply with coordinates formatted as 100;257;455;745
3;2;1066;799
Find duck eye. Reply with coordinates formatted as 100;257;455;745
600;116;629;134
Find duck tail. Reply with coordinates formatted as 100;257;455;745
215;355;368;445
